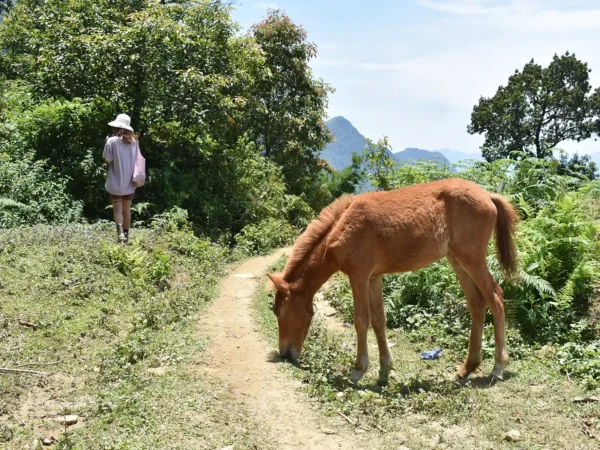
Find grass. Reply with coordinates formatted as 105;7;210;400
0;223;266;449
255;257;600;449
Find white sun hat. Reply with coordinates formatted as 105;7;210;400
108;113;134;132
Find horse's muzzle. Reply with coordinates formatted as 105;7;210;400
279;344;300;362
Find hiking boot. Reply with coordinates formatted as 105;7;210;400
116;224;126;244
124;229;129;245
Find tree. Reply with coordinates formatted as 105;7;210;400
0;0;315;235
468;53;595;161
246;10;334;201
0;1;12;16
558;152;598;180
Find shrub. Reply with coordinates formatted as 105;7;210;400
234;218;299;256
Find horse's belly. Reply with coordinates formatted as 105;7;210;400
373;234;449;274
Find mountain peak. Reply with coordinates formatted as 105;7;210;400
321;116;480;170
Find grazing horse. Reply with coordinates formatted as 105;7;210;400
267;178;519;385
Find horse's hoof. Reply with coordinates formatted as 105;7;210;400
377;369;391;386
454;366;469;380
349;369;365;385
491;365;505;381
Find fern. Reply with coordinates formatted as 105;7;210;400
0;197;27;210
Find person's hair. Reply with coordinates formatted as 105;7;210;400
112;127;138;145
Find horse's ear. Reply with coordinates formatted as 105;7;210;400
266;273;289;294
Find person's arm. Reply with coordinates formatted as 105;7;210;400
103;138;113;165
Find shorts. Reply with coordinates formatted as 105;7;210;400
109;193;134;201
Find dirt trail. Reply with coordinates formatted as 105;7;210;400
199;248;367;450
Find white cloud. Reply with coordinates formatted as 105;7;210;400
417;0;600;33
416;0;504;16
254;2;280;10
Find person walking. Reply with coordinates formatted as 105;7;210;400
103;113;138;244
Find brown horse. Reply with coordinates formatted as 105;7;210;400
267;178;519;385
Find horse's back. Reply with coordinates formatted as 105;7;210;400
327;179;497;275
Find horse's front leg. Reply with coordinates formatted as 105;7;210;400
349;277;370;384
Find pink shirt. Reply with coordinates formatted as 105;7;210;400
103;136;136;196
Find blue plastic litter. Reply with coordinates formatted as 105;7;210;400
420;348;441;360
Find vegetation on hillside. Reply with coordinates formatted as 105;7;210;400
1;0;600;446
0;1;358;238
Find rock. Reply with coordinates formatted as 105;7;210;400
32;439;44;450
395;434;408;444
504;429;521;442
321;428;336;434
538;345;555;357
42;437;54;446
1;425;13;442
55;415;78;426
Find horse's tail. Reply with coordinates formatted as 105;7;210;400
490;194;519;279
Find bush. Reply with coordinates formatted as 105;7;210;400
0;152;82;227
234;218;299;256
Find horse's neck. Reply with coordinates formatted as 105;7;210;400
297;245;339;299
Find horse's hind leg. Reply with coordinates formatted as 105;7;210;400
447;254;486;379
369;275;393;385
452;252;509;380
349;276;370;384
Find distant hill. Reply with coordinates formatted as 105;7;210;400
393;147;449;165
322;116;470;170
321;116;369;170
433;148;483;164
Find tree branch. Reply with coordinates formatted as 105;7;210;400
0;367;51;375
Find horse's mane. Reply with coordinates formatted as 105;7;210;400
283;194;354;281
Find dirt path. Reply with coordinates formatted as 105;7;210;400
199;248;367;450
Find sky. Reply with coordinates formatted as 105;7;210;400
232;0;600;156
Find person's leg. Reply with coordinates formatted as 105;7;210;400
111;196;126;243
122;197;132;243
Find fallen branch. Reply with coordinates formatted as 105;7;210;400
18;321;38;330
0;367;50;375
336;410;356;425
16;361;62;368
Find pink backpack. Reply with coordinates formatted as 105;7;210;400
132;141;146;188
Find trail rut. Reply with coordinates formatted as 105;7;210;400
199;248;367;449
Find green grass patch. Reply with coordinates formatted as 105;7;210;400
0;223;264;449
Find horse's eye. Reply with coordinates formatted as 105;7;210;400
275;310;281;318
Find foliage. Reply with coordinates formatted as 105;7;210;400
557;151;598;180
0;151;82;227
0;1;12;16
558;341;600;389
234;218;299;256
468;52;596;161
0;1;335;234
247;9;334;203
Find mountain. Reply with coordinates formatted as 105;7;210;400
321;116;369;170
434;148;483;164
393;147;449;165
322;116;460;170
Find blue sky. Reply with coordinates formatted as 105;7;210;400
232;0;600;156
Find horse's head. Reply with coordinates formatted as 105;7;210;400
266;272;314;361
